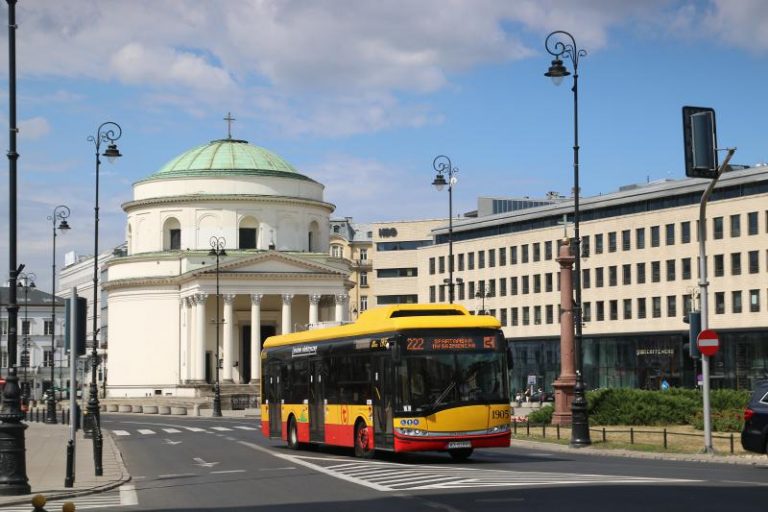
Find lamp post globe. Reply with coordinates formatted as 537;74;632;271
86;121;122;476
432;155;458;304
45;205;70;424
544;30;591;447
209;236;227;417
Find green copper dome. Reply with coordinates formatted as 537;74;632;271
142;139;315;183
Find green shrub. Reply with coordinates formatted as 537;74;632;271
526;405;554;424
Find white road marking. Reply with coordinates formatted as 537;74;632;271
162;428;182;433
137;429;156;435
193;457;220;468
211;469;247;474
111;430;131;436
234;426;258;430
120;484;139;506
185;426;206;432
211;426;233;431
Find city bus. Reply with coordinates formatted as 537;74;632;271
260;303;513;460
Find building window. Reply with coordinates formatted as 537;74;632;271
732;291;742;314
458;282;465;301
458;253;464;271
429;286;436;303
608;232;617;253
532;243;540;262
511;307;518;326
681;221;691;243
429;257;435;275
359;249;368;261
609;300;618;320
531;274;539;294
750;289;760;312
650;226;660;247
622;264;631;285
582;269;590;289
468;252;475;270
651;261;661;282
44;350;53;367
621;230;631;251
636;262;646;284
713;217;724;240
666;295;676;317
666;259;676;281
581;235;590;257
499;278;507;296
331;245;343;258
623;299;632;319
439;256;446;274
595;267;604;288
22;320;30;336
360;272;368;287
652;297;661;318
682;257;692;280
499;247;506;266
665;223;675;245
500;308;508;326
730;214;741;237
468;281;475;300
608;266;617;287
488;279;496;297
637;297;647;319
747;211;758;235
594;234;603;254
522;276;530;294
715;292;725;314
478;251;485;269
596;301;605;321
713;254;724;277
488;249;496;268
439;284;445;302
636;228;645;249
522;307;530;326
749;250;759;273
545;272;553;292
510;246;517;264
534;306;542;325
522;245;529;263
0;319;7;335
683;295;692;316
582;302;591;322
44;320;54;336
360;296;368;311
545;241;553;260
731;253;741;276
511;277;518;295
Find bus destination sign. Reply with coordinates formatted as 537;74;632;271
406;335;496;351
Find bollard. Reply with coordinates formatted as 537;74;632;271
31;494;48;511
663;428;668;449
62;502;75;511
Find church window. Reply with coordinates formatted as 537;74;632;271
169;229;181;250
239;228;257;249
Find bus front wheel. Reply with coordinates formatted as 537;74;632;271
287;417;300;450
354;421;374;458
449;448;473;461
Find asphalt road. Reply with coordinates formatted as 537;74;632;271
100;414;768;512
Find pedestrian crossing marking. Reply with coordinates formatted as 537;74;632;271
112;430;130;436
211;426;233;431
137;429;156;435
234;425;257;430
0;490;124;511
162;428;182;433
185;426;206;432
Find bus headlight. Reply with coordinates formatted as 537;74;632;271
395;428;428;436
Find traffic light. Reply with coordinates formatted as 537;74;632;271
682;106;718;178
65;297;87;356
683;310;702;359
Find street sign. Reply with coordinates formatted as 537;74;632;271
697;329;720;356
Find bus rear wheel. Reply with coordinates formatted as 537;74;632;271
449;448;473;461
354;421;374;458
287;417;300;450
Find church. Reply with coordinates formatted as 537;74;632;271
102;134;353;398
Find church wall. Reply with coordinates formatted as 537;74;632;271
107;287;181;396
108;259;180;281
134;176;325;202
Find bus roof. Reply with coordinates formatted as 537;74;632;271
263;303;501;349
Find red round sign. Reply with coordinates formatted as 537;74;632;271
697;329;720;356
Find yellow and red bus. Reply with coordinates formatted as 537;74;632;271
260;304;513;460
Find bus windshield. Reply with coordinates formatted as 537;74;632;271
399;351;506;414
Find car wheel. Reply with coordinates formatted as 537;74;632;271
354;421;374;458
287;417;299;450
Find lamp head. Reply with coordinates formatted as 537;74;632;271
432;173;447;191
545;58;570;86
58;219;71;233
103;143;122;163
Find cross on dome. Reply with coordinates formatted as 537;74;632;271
224;112;236;139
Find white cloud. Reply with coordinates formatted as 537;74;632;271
19;117;51;139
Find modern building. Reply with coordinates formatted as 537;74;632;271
420;166;768;393
85;136;353;399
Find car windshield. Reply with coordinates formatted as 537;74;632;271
398;352;506;414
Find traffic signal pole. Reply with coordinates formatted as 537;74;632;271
696;147;735;454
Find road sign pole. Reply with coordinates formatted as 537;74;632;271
701;353;712;453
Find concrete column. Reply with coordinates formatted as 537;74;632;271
182;297;193;383
250;294;263;383
334;293;348;322
281;294;294;334
194;292;208;383
309;294;321;326
553;239;576;425
222;294;236;383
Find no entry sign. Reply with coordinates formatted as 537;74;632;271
697;329;720;357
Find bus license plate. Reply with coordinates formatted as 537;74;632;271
447;441;471;449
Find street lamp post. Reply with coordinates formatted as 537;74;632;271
432;155;458;303
475;282;492;315
209;236;226;417
46;205;70;424
86;121;122;476
544;30;591;447
17;272;35;410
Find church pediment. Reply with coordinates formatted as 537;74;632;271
193;251;349;277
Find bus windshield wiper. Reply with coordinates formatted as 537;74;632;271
431;381;456;409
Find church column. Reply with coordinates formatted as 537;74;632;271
194;293;208;382
182;297;193;383
335;293;348;322
250;294;263;383
281;294;294;334
222;294;236;383
309;294;321;326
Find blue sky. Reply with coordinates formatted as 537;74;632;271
1;0;767;292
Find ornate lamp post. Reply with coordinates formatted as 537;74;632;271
544;30;591;447
432;155;458;303
86;122;122;476
209;236;226;417
45;205;70;424
0;0;30;495
17;272;35;409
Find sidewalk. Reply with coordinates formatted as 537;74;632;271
0;422;130;507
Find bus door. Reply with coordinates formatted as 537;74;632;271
266;360;282;438
373;355;394;448
309;359;325;442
